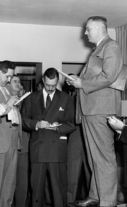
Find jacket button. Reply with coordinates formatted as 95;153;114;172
53;140;55;143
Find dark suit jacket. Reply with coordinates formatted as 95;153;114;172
21;89;75;163
76;36;123;122
120;126;127;144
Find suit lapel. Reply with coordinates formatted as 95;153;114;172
80;36;111;78
34;90;46;117
92;35;110;56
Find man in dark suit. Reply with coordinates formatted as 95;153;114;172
21;68;75;207
66;16;123;207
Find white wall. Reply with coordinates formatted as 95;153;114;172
0;23;116;74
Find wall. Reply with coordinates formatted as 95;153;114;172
0;22;116;74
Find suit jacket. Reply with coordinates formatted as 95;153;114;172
76;36;123;121
21;89;75;163
0;90;22;153
18;131;30;154
67;124;84;159
120;126;127;144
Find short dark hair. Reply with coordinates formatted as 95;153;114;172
10;75;20;81
87;16;107;30
44;68;59;80
0;60;16;74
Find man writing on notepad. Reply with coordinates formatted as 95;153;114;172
0;61;21;207
21;67;75;207
66;16;123;207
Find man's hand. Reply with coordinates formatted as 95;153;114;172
66;75;82;89
46;122;61;131
108;116;125;132
6;96;19;108
36;120;50;129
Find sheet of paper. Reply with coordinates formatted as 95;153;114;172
56;69;75;81
14;92;31;105
60;136;67;139
49;123;62;128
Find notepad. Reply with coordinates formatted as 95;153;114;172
14;92;31;105
49;123;62;128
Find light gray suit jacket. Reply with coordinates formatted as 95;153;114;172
76;36;123;122
0;90;22;153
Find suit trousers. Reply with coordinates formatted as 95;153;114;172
67;157;82;203
31;162;65;207
81;115;117;206
0;147;18;207
13;153;29;207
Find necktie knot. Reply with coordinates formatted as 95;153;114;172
46;94;51;109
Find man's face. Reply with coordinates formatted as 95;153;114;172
85;20;99;44
9;76;21;94
0;68;14;86
44;76;58;94
37;83;43;91
18;85;25;97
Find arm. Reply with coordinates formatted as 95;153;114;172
0;96;19;116
21;95;38;131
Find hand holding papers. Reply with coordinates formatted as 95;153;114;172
46;122;62;131
56;69;82;89
107;116;124;134
49;123;62;128
14;92;31;105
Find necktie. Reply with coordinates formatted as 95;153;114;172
46;94;51;109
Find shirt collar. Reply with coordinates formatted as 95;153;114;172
96;35;108;46
43;88;55;101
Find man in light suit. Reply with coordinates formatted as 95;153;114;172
67;16;123;207
0;61;21;207
7;77;30;207
21;68;75;207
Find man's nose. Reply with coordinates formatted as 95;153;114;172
85;30;88;35
49;86;53;90
7;77;11;82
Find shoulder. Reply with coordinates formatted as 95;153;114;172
23;90;41;103
105;36;120;48
56;89;70;99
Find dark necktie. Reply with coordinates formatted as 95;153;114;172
46;94;51;109
92;46;96;53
